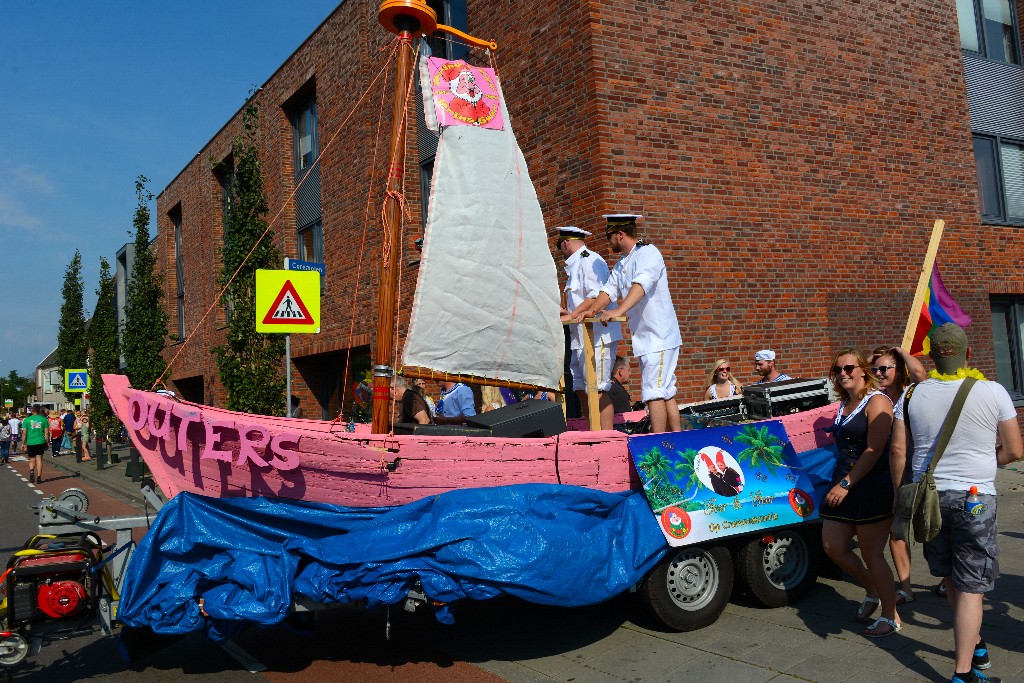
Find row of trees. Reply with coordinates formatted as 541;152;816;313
55;95;286;435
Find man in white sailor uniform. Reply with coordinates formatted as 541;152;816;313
556;226;623;430
571;214;682;433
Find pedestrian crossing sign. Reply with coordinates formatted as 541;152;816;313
255;269;321;334
65;369;90;392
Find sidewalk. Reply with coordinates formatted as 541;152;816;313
45;442;164;509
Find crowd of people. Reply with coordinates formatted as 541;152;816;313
3;407;92;484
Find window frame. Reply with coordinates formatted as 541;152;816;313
298;219;324;264
959;0;1023;64
171;208;185;341
973;132;1024;226
291;95;319;181
990;295;1024;404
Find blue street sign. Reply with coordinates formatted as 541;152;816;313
285;258;325;293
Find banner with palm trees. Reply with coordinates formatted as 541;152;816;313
630;421;829;546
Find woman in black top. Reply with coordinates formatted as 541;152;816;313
820;348;900;638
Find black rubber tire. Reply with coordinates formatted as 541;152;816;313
737;527;820;608
641;545;733;631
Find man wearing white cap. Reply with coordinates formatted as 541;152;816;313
556;226;623;430
753;349;792;384
571;214;682;433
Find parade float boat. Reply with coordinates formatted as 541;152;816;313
103;0;839;511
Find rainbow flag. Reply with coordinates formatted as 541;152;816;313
909;263;972;355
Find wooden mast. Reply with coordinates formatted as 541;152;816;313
372;2;497;433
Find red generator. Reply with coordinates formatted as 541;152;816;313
3;534;101;627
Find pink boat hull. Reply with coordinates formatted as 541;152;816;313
103;374;836;508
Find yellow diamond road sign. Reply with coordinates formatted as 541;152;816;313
255;269;321;334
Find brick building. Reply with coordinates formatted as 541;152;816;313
152;0;1024;418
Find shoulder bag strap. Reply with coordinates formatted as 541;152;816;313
924;377;978;476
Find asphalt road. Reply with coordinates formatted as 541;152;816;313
0;457;504;683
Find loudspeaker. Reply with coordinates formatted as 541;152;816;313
465;399;566;438
393;423;492;437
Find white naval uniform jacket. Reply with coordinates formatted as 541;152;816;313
565;247;622;350
599;242;681;356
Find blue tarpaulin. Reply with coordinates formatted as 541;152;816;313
117;484;669;640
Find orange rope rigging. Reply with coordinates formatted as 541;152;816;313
152;36;406;392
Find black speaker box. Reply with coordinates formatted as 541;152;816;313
465;399;566;438
393;423;492;437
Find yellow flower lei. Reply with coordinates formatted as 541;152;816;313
927;367;987;382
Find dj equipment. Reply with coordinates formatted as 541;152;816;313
679;396;746;427
392;423;492;437
466;399;567;437
742;378;832;419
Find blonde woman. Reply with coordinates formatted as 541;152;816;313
703;359;742;401
820;348;899;637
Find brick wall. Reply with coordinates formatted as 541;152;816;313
155;0;1024;412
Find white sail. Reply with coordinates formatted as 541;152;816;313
401;58;563;389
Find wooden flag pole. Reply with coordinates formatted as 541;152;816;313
900;219;945;350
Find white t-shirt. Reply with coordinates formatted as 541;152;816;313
894;378;1017;494
599;242;681;356
8;418;20;435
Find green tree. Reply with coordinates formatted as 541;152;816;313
734;424;790;474
123;175;169;390
0;371;35;411
88;257;120;438
213;96;286;415
672;448;702;501
56;250;88;382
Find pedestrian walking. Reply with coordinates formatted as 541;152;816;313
22;405;50;484
0;420;10;463
48;411;64;457
891;324;1023;683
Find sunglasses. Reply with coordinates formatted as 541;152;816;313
831;364;859;376
871;365;896;375
717;366;731;372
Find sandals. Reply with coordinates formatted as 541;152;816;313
895;589;916;605
863;616;902;638
856;596;880;621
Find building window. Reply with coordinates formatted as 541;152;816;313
298;219;323;263
171;207;185;340
957;0;1020;64
419;157;434;228
991;296;1024;402
292;95;318;179
973;134;1024;224
215;159;235;323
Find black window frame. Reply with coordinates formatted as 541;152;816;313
973;133;1024;226
171;207;185;341
958;0;1022;64
990;295;1024;404
291;94;319;182
297;219;324;264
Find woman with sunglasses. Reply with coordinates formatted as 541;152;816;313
820;348;900;637
867;346;926;606
702;359;742;401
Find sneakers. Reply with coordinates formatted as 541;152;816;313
973;642;991;670
29;471;35;484
952;669;999;683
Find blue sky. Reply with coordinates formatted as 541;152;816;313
0;1;341;377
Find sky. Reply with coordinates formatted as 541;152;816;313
0;1;342;377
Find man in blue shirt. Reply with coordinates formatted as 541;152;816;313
435;381;476;425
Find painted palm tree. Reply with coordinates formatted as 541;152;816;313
672;448;702;501
637;446;673;491
734;424;791;474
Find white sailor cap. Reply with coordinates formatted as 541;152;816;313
555;226;592;239
754;349;776;361
603;213;643;226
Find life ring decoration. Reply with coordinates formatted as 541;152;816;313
788;488;815;517
660;506;692;540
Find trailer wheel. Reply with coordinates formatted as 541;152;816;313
737;528;819;608
641;545;733;631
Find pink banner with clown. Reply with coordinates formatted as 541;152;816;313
427;58;504;130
